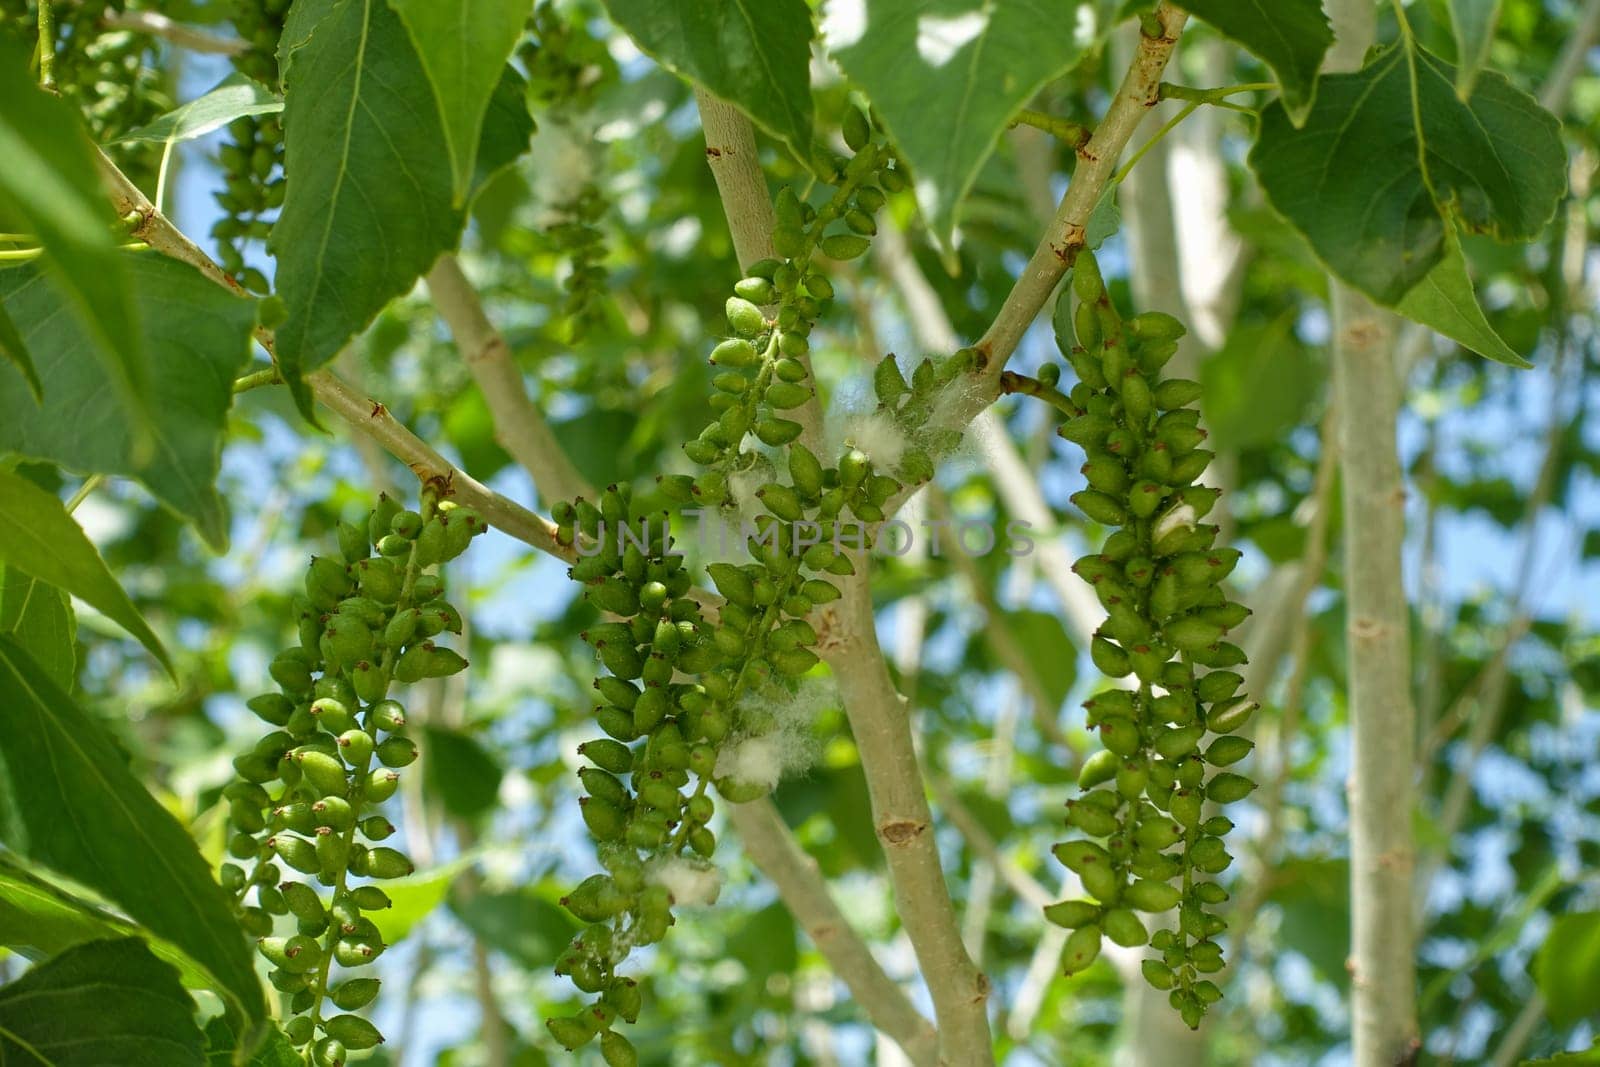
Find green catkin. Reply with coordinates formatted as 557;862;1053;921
1041;251;1257;1031
222;487;483;1056
549;110;917;1052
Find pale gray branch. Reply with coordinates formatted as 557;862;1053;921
729;799;938;1066
425;255;589;506
102;10;247;54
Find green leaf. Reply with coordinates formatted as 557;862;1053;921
1250;43;1565;307
0;855;129;961
203;1017;301;1067
471;66;537;202
1175;0;1331;123
1395;226;1529;367
0;35;150;444
1009;609;1077;709
0;938;206;1067
422;724;505;820
0;470;170;672
1449;0;1500;99
277;0;339;84
0;254;258;551
824;0;1101;241
1521;1042;1600;1066
389;0;527;201
1200;315;1322;450
0;855;214;993
114;73;283;146
1271;858;1350;985
602;0;815;161
1535;911;1600;1025
0;300;40;402
270;0;464;417
367;856;475;945
0;638;264;1021
0;564;75;690
449;883;581;970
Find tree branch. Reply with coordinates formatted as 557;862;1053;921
727;799;939;1066
966;3;1188;398
90;145;574;562
822;576;996;1066
101;10;247;54
425;254;590;506
1330;215;1420;1067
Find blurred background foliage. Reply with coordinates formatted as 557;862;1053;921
2;0;1600;1063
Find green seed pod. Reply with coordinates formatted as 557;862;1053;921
725;297;766;337
1043;899;1101;929
1124;878;1182;912
1077;749;1120;789
1204;735;1254;766
313;795;355;830
1168;788;1203;829
248;693;295;726
764;381;812;410
1153;378;1204;409
1128;311;1186;342
1206;772;1257;804
734;276;775;304
365;769;401;802
269;834;320;875
1206;698;1258;733
820;233;870;260
580;738;633;775
710;338;759;368
547;1016;595;1051
1071;490;1127;526
295;750;350;795
1103;908;1149;948
321;1014;383;1051
755;418;804;446
375;735;419;768
595;1030;638;1067
1142;959;1176;990
1061;923;1103;976
329;978;380;1011
364;847;414;879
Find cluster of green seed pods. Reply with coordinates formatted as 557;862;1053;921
669;104;907;508
213;0;290;292
1039;251;1259;1030
541;109;923;1061
220;487;484;1065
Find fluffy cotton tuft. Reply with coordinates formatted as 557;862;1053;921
646;858;723;907
844;410;910;470
1153;503;1198;544
715;734;786;791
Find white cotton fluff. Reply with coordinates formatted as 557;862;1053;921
530;121;597;225
715;733;787;791
646;857;723;907
844;410;910;470
1152;502;1198;544
715;678;834;789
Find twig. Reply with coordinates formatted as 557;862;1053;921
727;799;938;1066
89;145;576;563
965;4;1188;403
1540;0;1600;112
1007;108;1091;147
37;0;55;88
425;255;589;506
101;10;249;55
